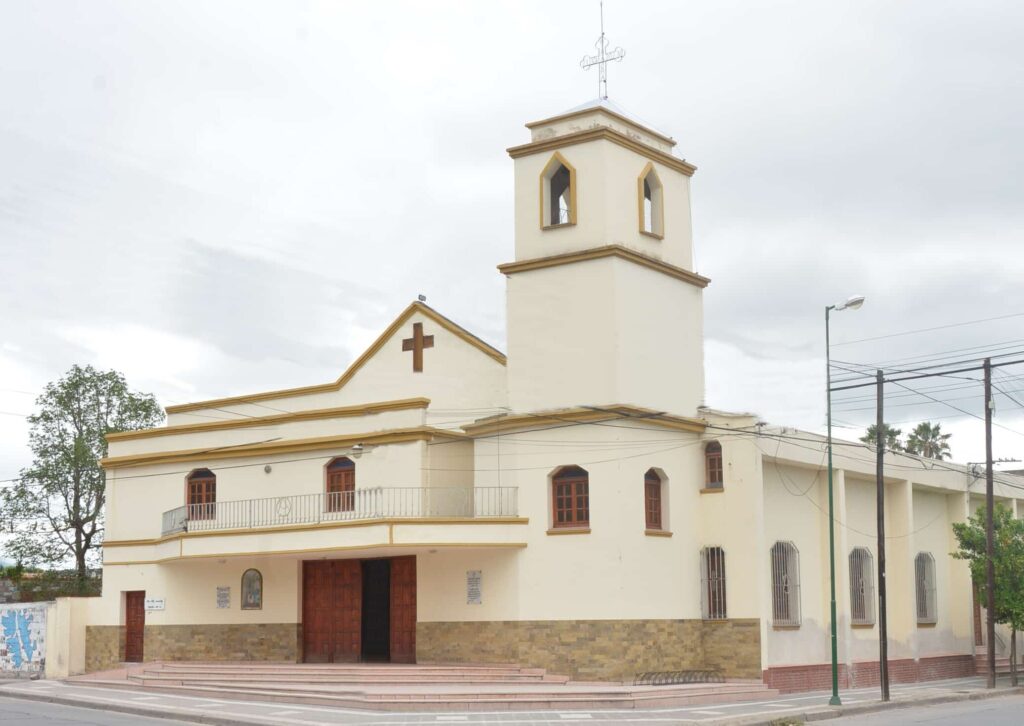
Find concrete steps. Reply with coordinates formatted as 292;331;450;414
70;662;779;712
974;651;1017;675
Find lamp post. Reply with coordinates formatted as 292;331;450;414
825;294;865;707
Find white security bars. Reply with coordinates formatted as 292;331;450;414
700;546;727;620
849;547;876;626
771;541;801;626
915;552;937;624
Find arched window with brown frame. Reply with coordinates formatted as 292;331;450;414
186;468;216;521
704;441;723;489
326;457;355;513
644;468;662;530
552;465;589;529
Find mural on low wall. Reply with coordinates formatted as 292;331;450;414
0;602;46;674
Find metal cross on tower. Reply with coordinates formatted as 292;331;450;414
580;1;625;100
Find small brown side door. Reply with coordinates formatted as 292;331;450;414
124;591;146;662
389;555;417;663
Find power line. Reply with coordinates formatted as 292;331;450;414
831;311;1024;347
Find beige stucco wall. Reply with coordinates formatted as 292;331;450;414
166;308;507;425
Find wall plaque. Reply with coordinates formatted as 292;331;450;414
467;570;482;605
216;586;230;609
143;598;165;612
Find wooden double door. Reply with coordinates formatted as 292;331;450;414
302;556;416;663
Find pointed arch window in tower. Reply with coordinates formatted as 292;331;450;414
540;152;576;228
638;162;664;238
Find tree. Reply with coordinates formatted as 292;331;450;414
860;423;904;452
1;365;163;586
952;504;1024;685
906;421;952;460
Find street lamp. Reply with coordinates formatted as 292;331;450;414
825;294;865;706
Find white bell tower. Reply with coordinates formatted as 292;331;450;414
501;99;709;416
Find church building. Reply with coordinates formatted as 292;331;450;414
86;99;1024;690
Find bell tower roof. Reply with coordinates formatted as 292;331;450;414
525;98;677;154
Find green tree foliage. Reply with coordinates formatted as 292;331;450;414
860;422;904;452
0;365;163;585
905;421;952;460
952;504;1024;684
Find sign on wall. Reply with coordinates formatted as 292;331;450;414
144;598;165;612
467;570;482;605
216;586;230;609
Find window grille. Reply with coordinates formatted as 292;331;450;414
700;546;727;620
552;466;589;528
704;442;723;489
644;469;662;530
849;547;875;625
770;541;801;626
915;552;937;624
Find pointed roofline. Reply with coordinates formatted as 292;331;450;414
164;301;506;414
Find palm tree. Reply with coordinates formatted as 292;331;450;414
860;423;904;452
906;421;952;460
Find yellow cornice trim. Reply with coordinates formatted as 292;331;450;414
546;527;591;536
645;529;674;538
102;516;530;547
463;405;705;437
101;426;466;470
497;245;710;289
507;127;696;177
165;302;506;415
104;541;529;566
524;106;677;147
109;398;431;442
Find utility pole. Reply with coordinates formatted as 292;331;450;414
984;357;996;688
876;370;890;701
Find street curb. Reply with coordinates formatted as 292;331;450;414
722;685;1024;725
1;682;1023;725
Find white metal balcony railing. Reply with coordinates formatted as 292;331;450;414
160;486;518;536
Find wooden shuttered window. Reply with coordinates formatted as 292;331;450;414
644;468;662;530
552;466;589;528
326;457;355;513
187;469;216;521
705;441;723;489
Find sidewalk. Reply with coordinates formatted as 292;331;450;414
1;675;1022;725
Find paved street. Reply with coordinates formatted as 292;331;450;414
2;676;1022;725
831;693;1024;725
0;695;196;725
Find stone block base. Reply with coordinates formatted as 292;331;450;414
417;618;761;681
764;654;976;693
85;624;300;672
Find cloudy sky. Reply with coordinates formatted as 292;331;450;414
1;0;1023;483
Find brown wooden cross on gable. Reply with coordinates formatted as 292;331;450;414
402;322;434;372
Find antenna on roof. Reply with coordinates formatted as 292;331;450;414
580;1;625;100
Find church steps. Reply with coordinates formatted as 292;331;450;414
73;665;779;712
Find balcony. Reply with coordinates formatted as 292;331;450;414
160;486;519;537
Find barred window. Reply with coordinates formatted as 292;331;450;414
700;546;727;620
705;442;723;489
915;552;937;624
552;466;589;528
770;541;801;626
849;547;875;625
644;468;662;530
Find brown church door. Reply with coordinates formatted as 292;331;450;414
389;555;417;663
124;591;145;663
303;560;361;663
